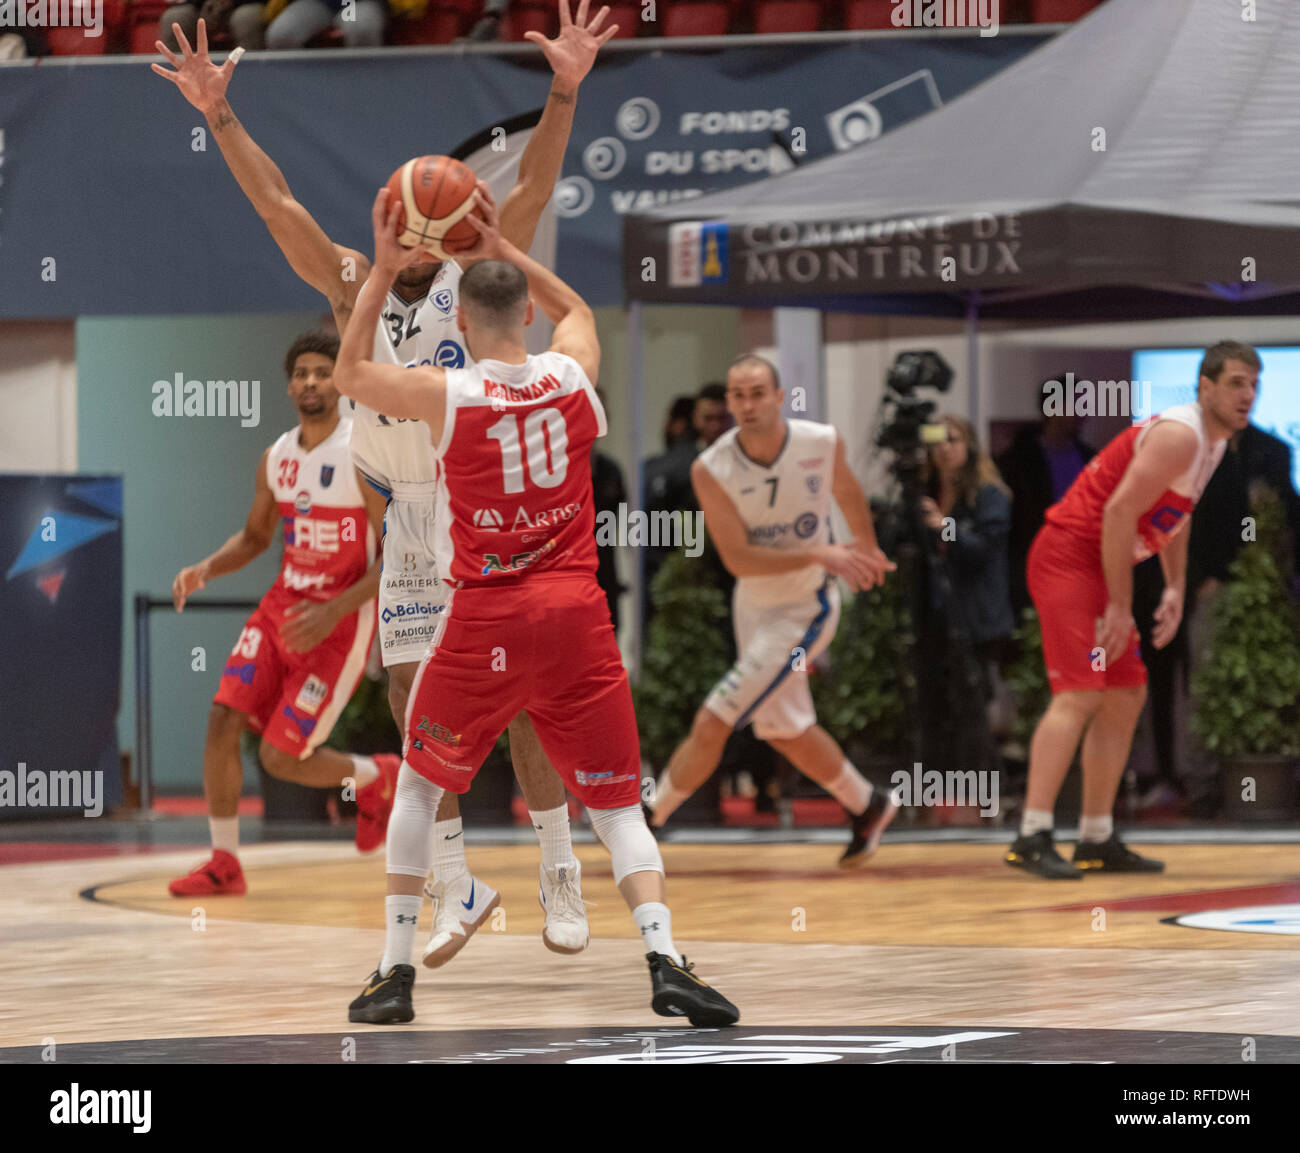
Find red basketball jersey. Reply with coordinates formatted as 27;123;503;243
1044;402;1226;563
265;417;376;618
433;352;605;585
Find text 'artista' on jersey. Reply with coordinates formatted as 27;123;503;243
434;352;607;586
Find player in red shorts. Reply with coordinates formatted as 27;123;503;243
334;191;739;1027
169;332;400;896
1006;342;1259;878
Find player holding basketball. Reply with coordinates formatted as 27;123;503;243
169;332;397;896
153;1;617;958
336;192;739;1027
1006;342;1259;878
646;356;900;867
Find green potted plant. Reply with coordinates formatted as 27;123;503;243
1191;487;1300;819
634;548;732;770
811;574;909;775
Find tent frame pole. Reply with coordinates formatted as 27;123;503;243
627;300;646;680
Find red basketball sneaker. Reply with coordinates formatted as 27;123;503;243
168;849;247;896
356;754;401;853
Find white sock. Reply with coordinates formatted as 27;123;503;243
633;901;680;965
651;772;690;826
529;804;575;871
352;755;380;789
1079;815;1113;843
822;760;872;816
209;816;239;855
431;818;467;886
1020;809;1054;837
379;894;423;976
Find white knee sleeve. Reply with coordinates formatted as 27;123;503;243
385;761;445;878
588;804;663;884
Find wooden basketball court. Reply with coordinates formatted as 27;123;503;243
3;834;1298;1062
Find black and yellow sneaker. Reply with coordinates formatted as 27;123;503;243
647;952;739;1027
839;785;900;869
1073;833;1164;873
348;964;415;1024
1005;830;1082;879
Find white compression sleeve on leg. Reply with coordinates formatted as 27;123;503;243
385;762;445;878
588;804;663;884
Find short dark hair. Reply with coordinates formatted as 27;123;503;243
697;381;727;404
728;354;780;391
284;331;339;379
1198;341;1261;387
667;395;696;423
460;260;529;327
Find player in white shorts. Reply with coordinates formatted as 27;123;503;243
153;0;619;961
648;355;902;867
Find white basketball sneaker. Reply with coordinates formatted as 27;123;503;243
538;860;590;954
422;873;500;969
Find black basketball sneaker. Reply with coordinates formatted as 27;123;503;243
1004;830;1082;879
1073;833;1164;873
839;784;900;868
647;953;739;1027
348;964;415;1024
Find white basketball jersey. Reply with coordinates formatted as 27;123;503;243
697;418;838;606
348;260;467;493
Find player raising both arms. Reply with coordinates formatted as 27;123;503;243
169;333;396;895
1006;342;1258;878
153;1;617;960
335;191;739;1027
646;357;900;867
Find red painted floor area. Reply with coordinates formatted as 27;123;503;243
152;797;264;817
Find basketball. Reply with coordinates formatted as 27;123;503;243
384;154;482;260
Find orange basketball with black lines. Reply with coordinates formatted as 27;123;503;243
384;154;482;259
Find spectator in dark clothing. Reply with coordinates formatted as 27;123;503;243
995;386;1096;614
642;381;732;626
590;387;628;638
591;448;628;638
1137;422;1300;814
661;395;697;450
922;414;1016;659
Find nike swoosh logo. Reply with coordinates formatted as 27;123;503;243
461;880;475;911
533;824;544;830
443;831;462;840
362;976;389;996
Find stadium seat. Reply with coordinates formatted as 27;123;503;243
500;2;555;40
753;1;823;33
390;5;467;45
661;2;730;37
842;0;894;30
1031;0;1101;20
129;3;173;55
602;4;642;38
46;26;110;54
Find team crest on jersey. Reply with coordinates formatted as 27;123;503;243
806;476;822;494
432;289;454;315
294;491;312;514
433;340;465;369
294;674;329;716
320;464;335;488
